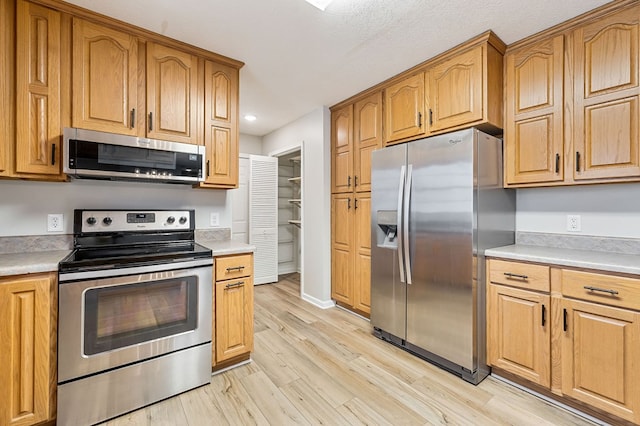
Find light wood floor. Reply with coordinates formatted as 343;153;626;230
104;274;597;426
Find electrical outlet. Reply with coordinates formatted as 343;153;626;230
567;214;581;232
209;212;219;227
47;214;64;232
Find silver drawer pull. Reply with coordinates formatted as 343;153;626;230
226;265;245;272
225;281;245;289
583;286;619;296
504;272;528;280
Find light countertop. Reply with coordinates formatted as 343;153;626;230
485;244;640;276
197;239;255;256
0;250;70;277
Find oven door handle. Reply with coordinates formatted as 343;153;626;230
58;257;213;282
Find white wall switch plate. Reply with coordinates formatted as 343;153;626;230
567;214;581;232
47;214;64;232
209;212;220;227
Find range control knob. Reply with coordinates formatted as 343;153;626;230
103;217;113;226
86;217;97;225
167;216;176;224
179;216;187;225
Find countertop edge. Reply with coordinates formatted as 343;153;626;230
485;244;640;276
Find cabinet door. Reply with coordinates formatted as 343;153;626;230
353;194;371;315
146;42;199;144
331;104;353;193
0;0;11;174
427;46;483;133
15;1;61;175
487;284;550;388
561;298;640;423
384;73;425;144
202;60;239;187
354;92;382;193
505;36;564;185
215;276;254;363
72;19;139;135
331;193;353;305
0;274;54;426
573;5;640;180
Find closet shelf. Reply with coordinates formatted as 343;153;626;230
288;199;302;206
289;156;301;162
288;220;301;228
288;176;301;183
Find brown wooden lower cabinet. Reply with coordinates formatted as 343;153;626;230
487;258;640;424
0;272;56;426
213;253;254;368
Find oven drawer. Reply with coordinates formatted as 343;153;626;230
215;254;253;280
561;269;640;311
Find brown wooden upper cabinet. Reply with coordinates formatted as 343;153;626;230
331;104;353;193
504;36;565;185
73;24;200;146
353;91;382;192
14;0;62;177
72;18;139;135
200;60;239;188
573;5;640;181
384;73;426;144
383;32;504;146
504;2;640;187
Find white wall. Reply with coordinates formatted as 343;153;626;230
516;182;640;238
262;107;332;307
0;179;230;236
239;133;263;155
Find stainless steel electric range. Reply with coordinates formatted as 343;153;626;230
57;209;213;425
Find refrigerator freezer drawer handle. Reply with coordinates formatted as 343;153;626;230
404;164;413;285
397;165;406;284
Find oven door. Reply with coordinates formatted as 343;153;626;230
58;261;212;383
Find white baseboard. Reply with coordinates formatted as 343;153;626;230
301;292;335;309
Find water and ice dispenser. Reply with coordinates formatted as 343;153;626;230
376;210;398;249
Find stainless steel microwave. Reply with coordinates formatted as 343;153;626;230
63;127;205;184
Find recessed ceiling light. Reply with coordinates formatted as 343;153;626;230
304;0;334;11
244;114;257;122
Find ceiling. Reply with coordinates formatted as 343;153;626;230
65;0;612;136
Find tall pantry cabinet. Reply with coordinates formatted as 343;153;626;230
331;91;382;316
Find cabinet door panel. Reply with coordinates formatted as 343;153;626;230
146;43;198;144
0;274;54;426
384;73;425;143
215;276;254;363
505;36;564;185
487;284;550;388
15;1;61;175
72;19;138;134
428;46;482;132
331;194;353;305
561;298;640;423
331;105;353;193
574;6;640;180
353;194;371;314
354;92;382;193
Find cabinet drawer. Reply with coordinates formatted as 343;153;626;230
215;254;252;280
488;259;550;292
561;269;640;311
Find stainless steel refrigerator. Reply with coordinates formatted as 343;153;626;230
370;127;515;384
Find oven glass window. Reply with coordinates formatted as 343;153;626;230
84;277;198;355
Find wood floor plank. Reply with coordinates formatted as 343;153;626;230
204;369;271;425
336;397;394;426
252;331;301;387
280;378;353;426
239;370;311;425
177;386;229;426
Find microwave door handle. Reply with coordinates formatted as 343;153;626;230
397;165;406;284
404;164;413;285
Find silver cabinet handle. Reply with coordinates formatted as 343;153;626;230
225;281;245;289
504;272;528;280
583;286;619;295
226;265;245;272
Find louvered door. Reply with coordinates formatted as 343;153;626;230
249;155;278;284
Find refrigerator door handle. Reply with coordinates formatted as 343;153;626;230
397;165;406;284
404;164;413;285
